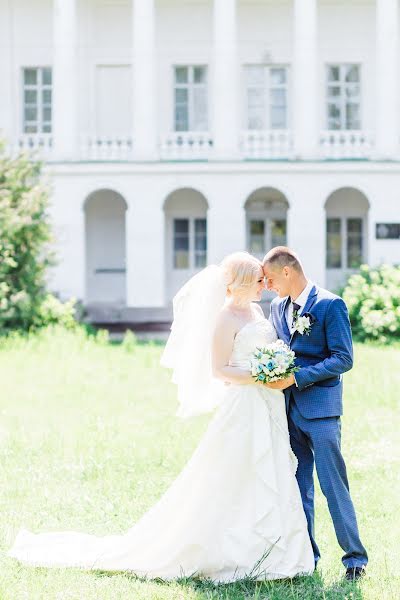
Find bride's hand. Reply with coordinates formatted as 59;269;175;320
265;374;295;390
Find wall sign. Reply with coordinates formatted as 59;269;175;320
376;223;400;240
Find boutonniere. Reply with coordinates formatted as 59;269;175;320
293;312;316;336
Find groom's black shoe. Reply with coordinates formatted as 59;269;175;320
345;566;366;582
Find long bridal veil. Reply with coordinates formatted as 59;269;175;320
160;264;228;418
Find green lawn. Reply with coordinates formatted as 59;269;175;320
0;327;399;600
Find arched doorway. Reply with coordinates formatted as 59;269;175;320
244;187;289;260
325;187;369;291
164;188;208;302
84;189;127;304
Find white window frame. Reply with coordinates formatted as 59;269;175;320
326;63;361;131
172;217;207;270
22;67;52;134
244;65;289;130
173;65;208;132
326;216;366;270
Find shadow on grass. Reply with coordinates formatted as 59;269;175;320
93;570;365;600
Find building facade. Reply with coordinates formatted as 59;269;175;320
1;0;400;322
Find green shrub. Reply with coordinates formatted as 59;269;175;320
34;294;77;330
122;329;138;352
343;264;400;342
0;142;76;332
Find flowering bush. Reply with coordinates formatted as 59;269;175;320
34;294;77;330
0;142;77;332
343;264;400;342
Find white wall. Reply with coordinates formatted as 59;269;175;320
0;0;53;140
45;162;400;307
1;0;400;312
318;0;376;131
0;0;385;142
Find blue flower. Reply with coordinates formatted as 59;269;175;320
266;360;277;371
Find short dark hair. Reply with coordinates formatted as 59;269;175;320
262;246;303;273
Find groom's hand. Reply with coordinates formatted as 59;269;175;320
267;374;295;390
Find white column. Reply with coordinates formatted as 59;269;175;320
132;0;157;161
287;184;325;285
375;0;399;159
293;0;318;160
126;185;164;307
53;0;78;160
207;185;246;263
212;0;239;160
49;181;85;301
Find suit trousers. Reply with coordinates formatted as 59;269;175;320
287;393;368;568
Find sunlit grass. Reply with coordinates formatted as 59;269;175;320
0;327;398;599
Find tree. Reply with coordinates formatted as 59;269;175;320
0;142;75;331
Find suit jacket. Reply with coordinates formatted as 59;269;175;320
269;285;353;419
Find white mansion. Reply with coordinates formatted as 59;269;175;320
1;0;400;322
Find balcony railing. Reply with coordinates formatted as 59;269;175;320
5;130;379;162
160;131;213;160
240;130;293;160
80;135;134;161
319;130;374;159
11;134;53;159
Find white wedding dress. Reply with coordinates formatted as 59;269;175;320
9;317;314;581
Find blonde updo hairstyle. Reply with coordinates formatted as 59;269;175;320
221;252;263;305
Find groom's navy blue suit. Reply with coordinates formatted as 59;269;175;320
269;285;368;568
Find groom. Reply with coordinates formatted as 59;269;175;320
263;246;368;581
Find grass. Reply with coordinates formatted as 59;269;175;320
0;327;399;600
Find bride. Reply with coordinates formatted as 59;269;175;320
9;252;314;582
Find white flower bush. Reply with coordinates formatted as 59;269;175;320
343;264;400;342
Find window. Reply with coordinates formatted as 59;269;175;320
249;220;265;254
326;217;363;269
23;67;52;134
326;64;360;130
326;218;342;268
249;218;287;257
173;219;190;269
271;219;287;247
173;218;207;269
347;218;363;268
245;66;288;130
194;218;207;267
174;66;208;131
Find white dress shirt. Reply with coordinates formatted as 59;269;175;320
285;280;314;388
285;280;314;334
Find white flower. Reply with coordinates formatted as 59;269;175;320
294;315;312;335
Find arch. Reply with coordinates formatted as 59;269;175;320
163;187;209;212
244;187;289;260
325;186;370;215
164;188;209;303
84;189;127;305
324;187;370;291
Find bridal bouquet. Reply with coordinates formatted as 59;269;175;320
250;339;299;384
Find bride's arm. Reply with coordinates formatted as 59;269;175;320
212;313;254;385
